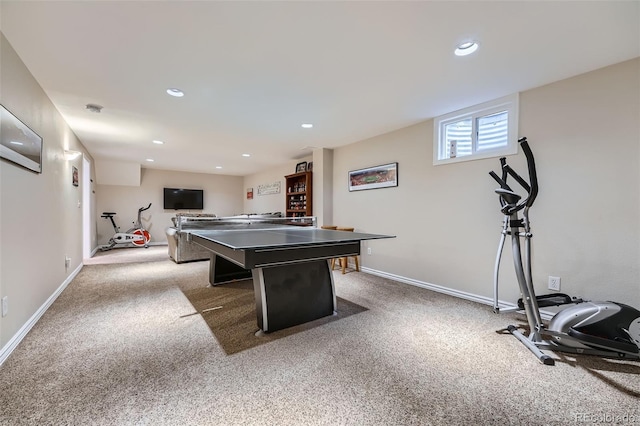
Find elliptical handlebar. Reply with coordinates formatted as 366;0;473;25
519;138;538;208
489;137;538;215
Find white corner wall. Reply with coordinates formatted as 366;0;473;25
311;148;334;227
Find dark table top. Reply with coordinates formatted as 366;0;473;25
191;226;393;250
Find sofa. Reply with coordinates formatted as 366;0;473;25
166;212;282;263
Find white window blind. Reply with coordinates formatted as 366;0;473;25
433;94;518;165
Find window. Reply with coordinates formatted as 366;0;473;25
433;94;519;165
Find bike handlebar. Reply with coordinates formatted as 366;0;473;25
139;203;152;212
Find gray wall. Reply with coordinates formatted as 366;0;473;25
0;33;95;351
96;168;244;246
242;158;311;216
333;58;639;307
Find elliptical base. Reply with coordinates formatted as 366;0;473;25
507;325;555;365
506;324;640;365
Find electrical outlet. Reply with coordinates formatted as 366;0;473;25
65;256;71;268
2;296;8;317
548;276;561;291
367;247;372;255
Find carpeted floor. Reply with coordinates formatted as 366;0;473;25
83;244;171;265
0;246;638;425
182;280;368;355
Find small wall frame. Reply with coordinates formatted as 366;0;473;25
72;166;79;187
348;162;398;192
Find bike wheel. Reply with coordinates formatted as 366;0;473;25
131;229;151;246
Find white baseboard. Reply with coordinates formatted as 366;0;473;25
0;263;83;366
359;265;554;321
359;265;497;306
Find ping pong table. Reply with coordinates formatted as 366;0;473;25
188;217;392;333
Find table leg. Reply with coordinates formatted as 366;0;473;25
209;254;252;285
252;259;336;332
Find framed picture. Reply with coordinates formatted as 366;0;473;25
295;161;307;173
72;166;79;187
348;162;398;192
307;161;313;172
257;181;281;196
246;188;253;199
0;104;43;173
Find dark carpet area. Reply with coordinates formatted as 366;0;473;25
182;280;368;354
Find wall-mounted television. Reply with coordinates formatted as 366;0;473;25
163;188;204;210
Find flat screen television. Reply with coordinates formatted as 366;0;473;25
163;188;204;210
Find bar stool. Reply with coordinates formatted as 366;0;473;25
336;227;360;274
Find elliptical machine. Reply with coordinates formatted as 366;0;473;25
489;137;640;365
100;203;152;251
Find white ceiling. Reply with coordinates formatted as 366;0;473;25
1;1;638;176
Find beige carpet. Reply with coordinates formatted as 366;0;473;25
0;248;638;425
83;244;171;265
183;280;368;355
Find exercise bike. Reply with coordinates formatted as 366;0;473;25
100;203;152;251
489;137;640;365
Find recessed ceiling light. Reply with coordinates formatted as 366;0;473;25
146;158;154;162
215;166;222;169
166;88;184;97
301;123;313;129
10;141;23;145
454;41;479;56
242;153;251;157
152;140;164;145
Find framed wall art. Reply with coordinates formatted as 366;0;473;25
257;181;281;196
348;162;398;192
0;104;43;173
72;166;79;187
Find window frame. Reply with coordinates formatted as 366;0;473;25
433;93;519;165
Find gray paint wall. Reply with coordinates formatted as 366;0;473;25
0;34;95;350
333;58;639;307
242;157;312;216
96;168;244;245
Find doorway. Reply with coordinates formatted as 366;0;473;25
82;155;92;259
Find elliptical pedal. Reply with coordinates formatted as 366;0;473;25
517;293;582;309
568;328;639;356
